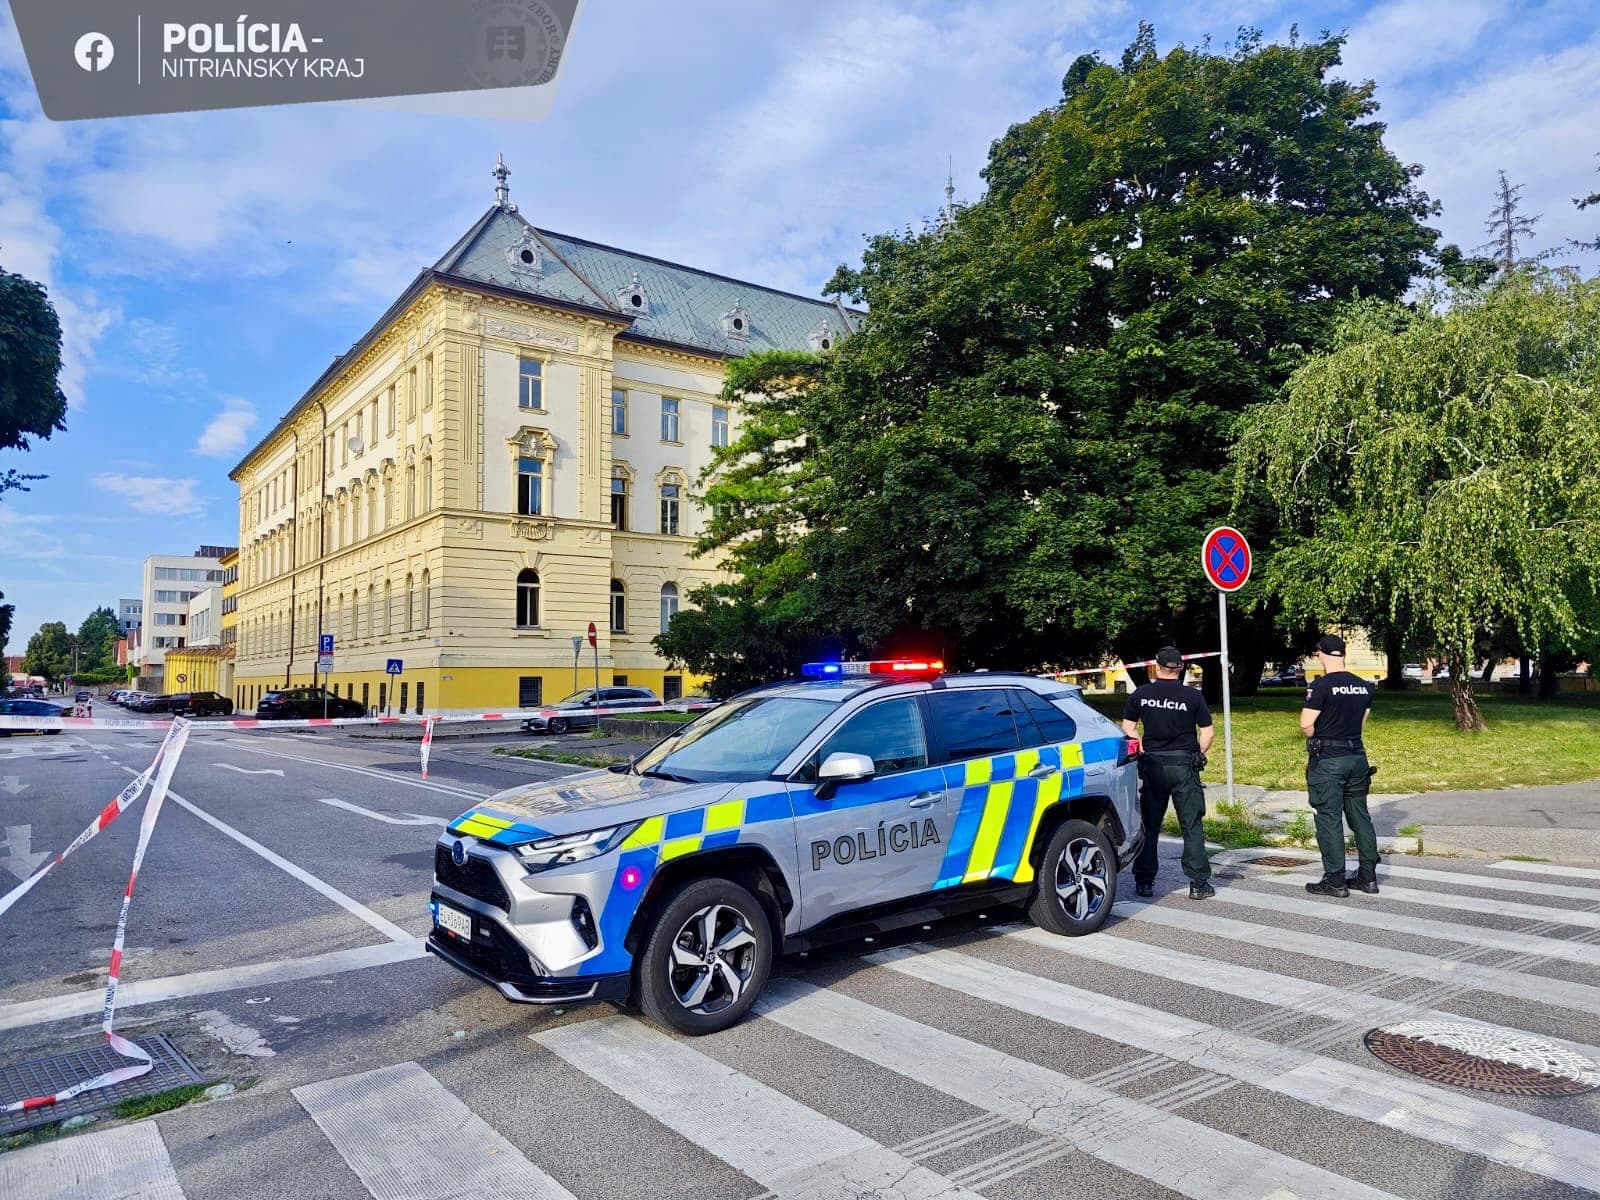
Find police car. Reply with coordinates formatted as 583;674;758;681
428;660;1142;1033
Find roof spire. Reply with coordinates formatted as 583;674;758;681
493;152;514;210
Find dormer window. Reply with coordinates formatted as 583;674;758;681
506;229;542;276
808;322;836;353
720;300;751;341
616;271;649;316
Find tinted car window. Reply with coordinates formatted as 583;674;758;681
928;689;1022;762
801;697;928;781
634;697;833;783
1012;688;1077;746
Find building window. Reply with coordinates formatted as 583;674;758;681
421;457;433;513
663;675;683;701
517;457;543;516
660;583;679;633
519;676;542;707
659;482;681;536
367;487;378;535
407;368;417;419
404;573;415;631
519;358;543;410
660;397;680;443
712;405;730;448
416;682;425;715
386;384;396;434
381;581;390;636
516;569;540;628
611;387;627;435
406;466;416;521
610;579;626;633
613;674;629;686
421;569;431;628
423;355;434;410
610;476;628;530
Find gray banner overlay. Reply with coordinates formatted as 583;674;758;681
10;0;580;120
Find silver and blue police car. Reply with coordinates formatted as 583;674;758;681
428;660;1142;1034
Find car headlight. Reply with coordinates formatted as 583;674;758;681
513;823;638;872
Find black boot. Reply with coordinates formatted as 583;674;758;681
1345;873;1380;895
1305;874;1350;898
1188;880;1215;900
1135;881;1154;898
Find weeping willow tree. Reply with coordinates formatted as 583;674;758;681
1235;275;1600;730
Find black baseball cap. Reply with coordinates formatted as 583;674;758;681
1317;634;1347;656
1154;646;1184;669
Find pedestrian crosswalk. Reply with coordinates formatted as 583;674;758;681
5;852;1599;1200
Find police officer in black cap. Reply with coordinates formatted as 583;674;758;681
1300;634;1380;897
1122;647;1215;900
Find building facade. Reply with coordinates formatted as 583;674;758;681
117;598;142;638
230;160;859;714
132;547;233;686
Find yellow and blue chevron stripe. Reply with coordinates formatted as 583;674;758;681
934;740;1088;888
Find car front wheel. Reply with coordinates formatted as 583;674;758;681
548;717;568;735
1028;818;1117;936
637;877;772;1035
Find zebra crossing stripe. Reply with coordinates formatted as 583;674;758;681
0;1120;183;1199
1003;924;1600;1062
534;1016;986;1200
871;945;1600;1193
1362;861;1600;902
1244;870;1600;932
294;1061;576;1200
756;979;1401;1200
1208;884;1600;965
1121;903;1600;1016
1489;860;1600;882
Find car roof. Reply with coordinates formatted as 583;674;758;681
738;671;1079;705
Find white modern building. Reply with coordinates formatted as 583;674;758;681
117;598;142;637
132;546;233;685
184;586;224;648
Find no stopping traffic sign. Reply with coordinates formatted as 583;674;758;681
1202;526;1252;592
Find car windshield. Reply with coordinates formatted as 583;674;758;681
558;690;597;704
632;696;834;783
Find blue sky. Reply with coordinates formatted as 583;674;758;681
2;0;1599;646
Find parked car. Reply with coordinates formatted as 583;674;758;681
0;698;66;735
256;687;366;720
1401;664;1423;681
168;691;235;717
520;686;662;734
117;691;147;707
74;689;91;703
1259;667;1306;688
132;694;174;713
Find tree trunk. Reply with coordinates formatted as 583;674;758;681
1449;652;1488;731
1382;628;1407;690
1479;657;1496;684
1518;656;1532;696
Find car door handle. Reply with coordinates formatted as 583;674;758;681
1029;763;1059;778
907;791;942;809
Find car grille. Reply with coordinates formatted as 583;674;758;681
433;844;512;911
428;908;542;986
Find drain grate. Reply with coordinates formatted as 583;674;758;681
1365;1021;1600;1097
1246;855;1315;868
0;1034;204;1135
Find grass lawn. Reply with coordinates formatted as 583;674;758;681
493;746;625;769
1086;689;1600;793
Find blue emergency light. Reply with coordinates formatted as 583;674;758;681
801;659;944;680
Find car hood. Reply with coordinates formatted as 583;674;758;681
446;771;741;847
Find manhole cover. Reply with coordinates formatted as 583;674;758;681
1246;855;1314;868
0;1034;204;1135
1365;1021;1600;1097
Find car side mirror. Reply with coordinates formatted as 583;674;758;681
815;751;875;800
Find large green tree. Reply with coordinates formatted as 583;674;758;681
0;254;68;497
22;621;73;682
1235;276;1600;731
665;27;1440;687
76;605;120;673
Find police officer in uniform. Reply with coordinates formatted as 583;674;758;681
1300;634;1380;897
1122;647;1215;900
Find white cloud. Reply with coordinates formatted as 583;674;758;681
92;474;203;515
1340;0;1498;90
193;397;259;457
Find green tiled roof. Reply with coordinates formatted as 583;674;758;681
434;205;862;358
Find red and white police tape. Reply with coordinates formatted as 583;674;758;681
2;718;192;1115
1050;650;1222;679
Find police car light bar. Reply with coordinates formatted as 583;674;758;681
801;659;945;680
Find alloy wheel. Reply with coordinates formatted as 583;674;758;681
1054;837;1109;922
668;903;758;1015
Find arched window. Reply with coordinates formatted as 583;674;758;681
421;458;433;514
405;466;416;521
421;569;431;628
659;582;679;633
367;486;378;536
516;569;540;628
610;579;626;633
659;479;681;535
383;580;392;635
351;491;363;542
404;573;415;631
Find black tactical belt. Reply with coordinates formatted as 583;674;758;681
1306;737;1364;755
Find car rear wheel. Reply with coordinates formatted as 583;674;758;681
637;877;771;1035
1028;818;1116;937
548;717;569;735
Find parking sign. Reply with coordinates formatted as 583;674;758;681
320;633;335;655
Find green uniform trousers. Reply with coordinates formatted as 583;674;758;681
1134;757;1209;885
1307;752;1379;878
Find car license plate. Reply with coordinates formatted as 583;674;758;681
434;902;472;940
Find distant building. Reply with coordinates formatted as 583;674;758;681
117;598;142;637
133;546;236;687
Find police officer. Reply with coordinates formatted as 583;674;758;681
1122;647;1215;900
1300;634;1380;897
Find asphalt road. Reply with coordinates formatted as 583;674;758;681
2;720;1599;1199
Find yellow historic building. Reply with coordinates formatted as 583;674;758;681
230;158;860;715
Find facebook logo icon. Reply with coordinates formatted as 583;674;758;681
74;31;114;72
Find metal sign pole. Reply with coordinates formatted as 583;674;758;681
571;636;581;694
593;640;600;696
1218;589;1235;808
